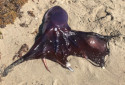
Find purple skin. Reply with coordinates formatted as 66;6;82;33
2;6;115;76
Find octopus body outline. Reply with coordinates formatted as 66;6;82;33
2;6;118;77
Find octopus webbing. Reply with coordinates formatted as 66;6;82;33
2;6;117;77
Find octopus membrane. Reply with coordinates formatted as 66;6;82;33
2;6;118;77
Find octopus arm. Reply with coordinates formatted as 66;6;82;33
67;30;111;67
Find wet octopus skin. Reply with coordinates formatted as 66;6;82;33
2;6;116;77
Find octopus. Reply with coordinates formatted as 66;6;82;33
2;6;119;77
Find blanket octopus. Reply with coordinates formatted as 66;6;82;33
2;6;118;77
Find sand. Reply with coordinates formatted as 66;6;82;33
0;0;125;85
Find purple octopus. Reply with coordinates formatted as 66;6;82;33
2;6;118;77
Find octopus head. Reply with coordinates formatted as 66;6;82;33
45;6;68;26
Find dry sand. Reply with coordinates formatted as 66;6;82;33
0;0;125;85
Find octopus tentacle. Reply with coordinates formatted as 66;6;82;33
70;31;110;67
67;31;88;58
42;58;50;72
2;57;25;77
53;29;70;67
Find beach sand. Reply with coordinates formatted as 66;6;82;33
0;0;125;85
